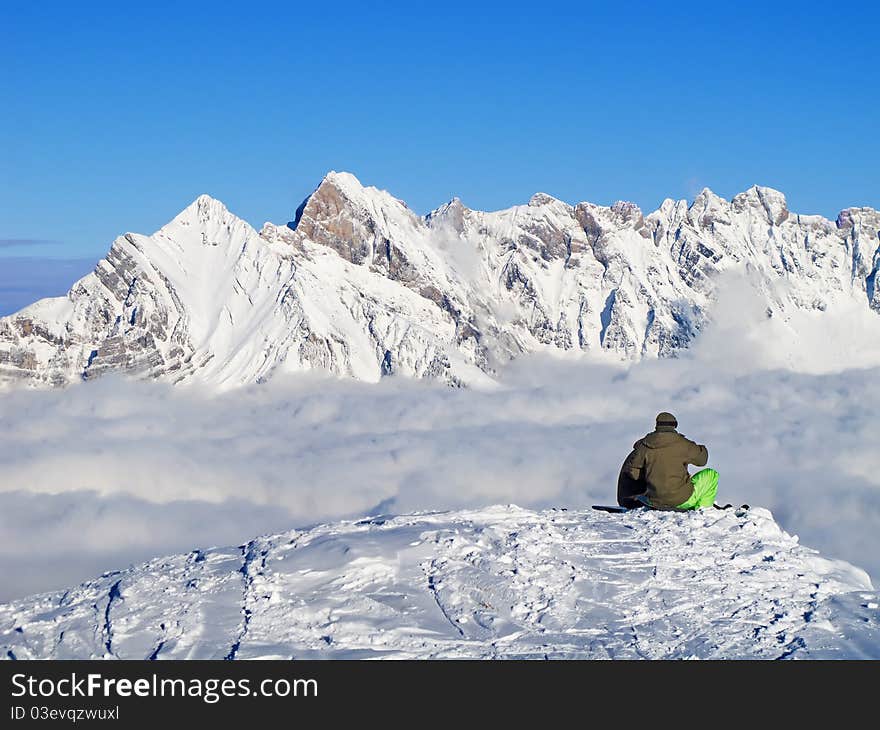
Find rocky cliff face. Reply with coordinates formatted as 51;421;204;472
1;172;878;388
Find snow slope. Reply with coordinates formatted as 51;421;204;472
1;173;878;388
3;505;877;659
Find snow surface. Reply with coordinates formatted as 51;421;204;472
3;505;877;660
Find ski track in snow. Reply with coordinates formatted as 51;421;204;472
1;505;877;660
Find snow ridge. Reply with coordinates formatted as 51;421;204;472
2;506;877;659
1;174;879;388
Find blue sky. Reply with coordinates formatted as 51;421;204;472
1;1;878;276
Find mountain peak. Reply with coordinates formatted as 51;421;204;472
698;185;720;198
161;194;238;235
732;185;789;225
182;193;229;215
690;187;726;209
426;196;469;231
610;200;644;226
287;171;420;265
313;170;408;211
319;170;366;196
291;171;413;229
289;171;362;232
528;192;562;207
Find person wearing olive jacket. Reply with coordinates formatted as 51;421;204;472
617;412;718;510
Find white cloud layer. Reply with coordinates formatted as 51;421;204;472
1;280;879;601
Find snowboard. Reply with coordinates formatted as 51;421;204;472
592;505;629;513
593;503;750;515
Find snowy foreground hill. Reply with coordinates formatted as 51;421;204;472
1;172;879;388
2;505;878;659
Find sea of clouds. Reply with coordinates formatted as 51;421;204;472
1;278;879;601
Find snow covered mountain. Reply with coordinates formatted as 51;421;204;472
1;172;878;388
2;505;877;659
